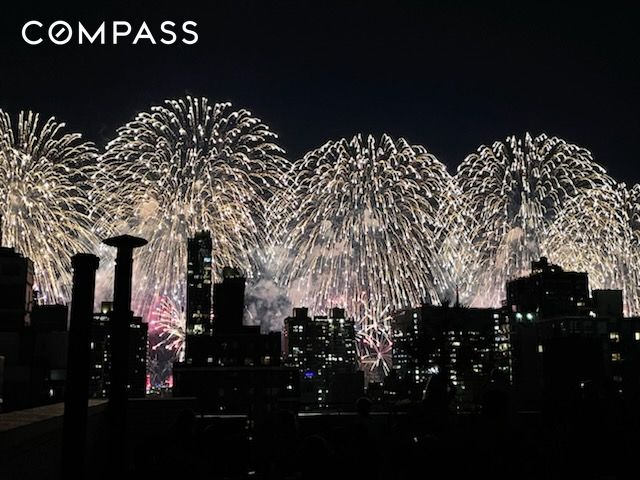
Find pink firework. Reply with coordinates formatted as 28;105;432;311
149;295;186;360
357;324;393;377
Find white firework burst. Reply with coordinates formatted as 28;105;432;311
456;132;629;308
272;134;457;369
0;110;98;303
95;96;289;319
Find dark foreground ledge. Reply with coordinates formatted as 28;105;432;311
0;400;107;480
0;397;197;480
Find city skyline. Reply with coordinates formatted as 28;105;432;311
3;2;640;478
3;112;640;386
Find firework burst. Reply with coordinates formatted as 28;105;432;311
96;96;289;315
95;97;288;381
149;295;185;357
0;110;98;303
356;305;394;378
272;134;457;366
147;294;185;387
456;132;630;308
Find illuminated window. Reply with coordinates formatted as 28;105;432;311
537;344;544;353
612;352;621;362
635;332;640;341
610;332;620;342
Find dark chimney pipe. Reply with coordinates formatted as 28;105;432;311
61;253;99;479
102;234;147;474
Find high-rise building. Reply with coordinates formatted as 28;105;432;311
176;268;298;413
389;303;499;412
184;269;276;366
186;231;212;336
282;307;310;370
0;245;36;410
90;302;148;398
500;259;640;409
505;256;590;322
0;303;68;411
283;307;361;408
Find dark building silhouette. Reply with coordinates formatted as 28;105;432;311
506;256;590;321
0;303;69;411
175;267;298;413
184;270;280;367
90;302;148;398
31;304;68;331
593;289;624;318
499;257;592;407
186;231;212;336
500;258;640;409
389;303;498;412
29;305;69;403
283;307;361;408
213;266;245;333
0;246;34;330
0;244;70;411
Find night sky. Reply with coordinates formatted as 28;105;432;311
1;1;639;183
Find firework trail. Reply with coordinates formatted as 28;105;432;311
0;110;98;303
456;132;631;308
271;134;457;370
95;97;289;381
356;303;393;379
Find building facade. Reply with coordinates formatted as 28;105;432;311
176;268;298;413
283;307;361;409
500;259;640;409
186;231;213;336
389;303;499;412
90;302;148;398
